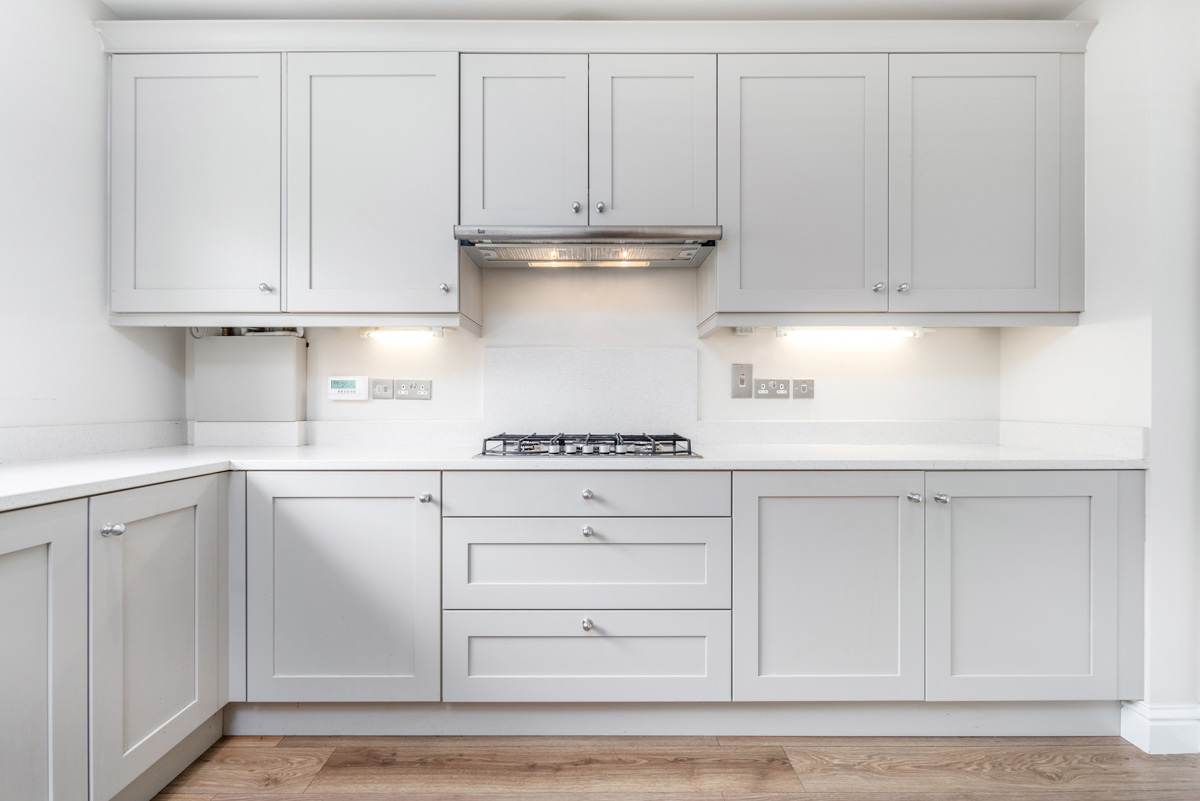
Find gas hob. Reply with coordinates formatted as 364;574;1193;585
480;433;696;457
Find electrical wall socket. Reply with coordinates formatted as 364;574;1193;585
395;379;432;400
754;378;790;399
731;363;753;398
792;378;815;399
370;378;394;399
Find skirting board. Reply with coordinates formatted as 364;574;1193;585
225;701;1121;737
1121;701;1200;754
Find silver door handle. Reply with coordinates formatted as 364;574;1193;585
872;282;886;293
896;283;910;293
582;617;594;631
582;525;594;537
418;493;433;503
438;283;451;293
258;282;274;293
582;489;594;500
101;523;126;537
907;492;923;503
572;201;582;213
595;201;606;213
933;493;950;504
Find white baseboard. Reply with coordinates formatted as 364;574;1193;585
1121;701;1200;754
225;701;1120;737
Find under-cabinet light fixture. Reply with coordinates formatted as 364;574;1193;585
359;327;444;344
775;327;926;348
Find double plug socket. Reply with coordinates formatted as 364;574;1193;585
371;378;432;400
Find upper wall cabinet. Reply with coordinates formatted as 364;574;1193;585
717;55;888;312
461;54;716;226
287;52;459;312
110;54;282;313
889;54;1075;313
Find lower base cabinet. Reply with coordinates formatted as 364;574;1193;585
246;471;441;701
0;501;88;801
443;610;732;702
89;475;223;801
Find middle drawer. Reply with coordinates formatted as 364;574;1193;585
443;517;732;609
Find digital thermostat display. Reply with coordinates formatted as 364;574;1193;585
327;376;369;400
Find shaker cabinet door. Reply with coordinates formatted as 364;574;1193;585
460;54;589;226
287;52;459;312
716;55;889;312
110;54;282;312
889;54;1062;312
588;54;716;226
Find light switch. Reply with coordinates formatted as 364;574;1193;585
371;378;394;400
731;363;753;398
792;379;815;399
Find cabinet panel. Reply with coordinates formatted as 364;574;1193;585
246;471;440;701
461;54;589;225
717;55;888;312
443;517;731;609
890;54;1061;312
589;54;716;225
733;472;924;701
287;52;459;312
925;471;1119;700
90;475;222;801
0;501;88;801
443;610;731;702
110;54;281;312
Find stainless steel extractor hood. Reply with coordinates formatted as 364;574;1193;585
453;225;721;269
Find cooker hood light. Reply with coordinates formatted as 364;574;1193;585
359;326;444;343
454;225;721;269
776;327;926;348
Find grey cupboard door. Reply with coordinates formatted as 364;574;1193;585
925;471;1119;701
0;501;88;801
110;54;282;313
716;55;889;312
589;54;716;226
246;471;441;702
733;471;925;701
889;54;1062;312
286;52;459;312
90;475;222;801
460;54;589;226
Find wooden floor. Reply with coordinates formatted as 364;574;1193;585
154;735;1200;800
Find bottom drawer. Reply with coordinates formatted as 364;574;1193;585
443;610;731;702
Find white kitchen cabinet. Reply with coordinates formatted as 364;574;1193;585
716;55;889;312
733;471;925;701
110;54;282;313
925;471;1120;701
443;610;731;702
287;52;460;312
460;54;589;226
246;471;441;702
588;54;716;225
889;54;1070;312
0;501;88;801
90;475;223;801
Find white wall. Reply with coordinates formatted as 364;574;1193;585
0;0;185;430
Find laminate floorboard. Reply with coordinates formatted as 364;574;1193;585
279;735;721;749
159;747;334;794
720;736;1126;748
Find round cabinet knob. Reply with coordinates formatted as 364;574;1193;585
896;283;911;293
572;201;582;213
581;489;594;500
872;282;887;293
907;492;923;503
101;523;126;537
933;493;950;504
418;493;433;503
438;282;452;294
258;282;274;293
582;525;594;537
595;201;606;214
582;617;594;632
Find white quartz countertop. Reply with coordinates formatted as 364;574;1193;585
0;443;1148;514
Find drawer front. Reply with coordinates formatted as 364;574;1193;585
444;518;731;609
442;471;731;517
443;610;731;702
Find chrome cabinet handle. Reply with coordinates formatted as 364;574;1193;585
933;493;950;504
581;489;594;500
582;525;594;537
438;283;451;294
572;201;582;213
896;283;910;293
258;282;274;293
582;617;594;632
872;282;886;293
418;493;433;503
907;492;923;503
101;523;126;537
595;201;606;213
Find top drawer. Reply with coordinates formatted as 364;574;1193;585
442;471;731;517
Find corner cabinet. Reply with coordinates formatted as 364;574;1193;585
246;471;441;702
110;54;282;313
